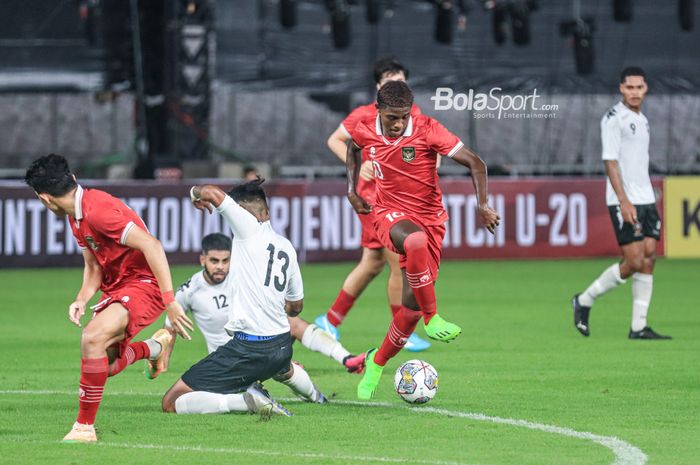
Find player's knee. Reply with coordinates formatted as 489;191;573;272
644;254;656;271
627;255;644;272
404;231;428;253
359;251;385;276
161;392;178;413
364;258;385;276
274;365;294;382
80;328;104;352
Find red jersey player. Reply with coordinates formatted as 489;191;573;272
347;81;500;400
24;154;193;442
315;57;431;352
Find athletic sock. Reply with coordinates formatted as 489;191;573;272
174;391;248;414
76;357;109;425
301;324;350;364
390;304;401;317
631;273;653;331
280;363;320;402
579;263;626;307
108;341;150;377
403;232;437;324
327;289;356;326
374;306;422;366
145;338;162;359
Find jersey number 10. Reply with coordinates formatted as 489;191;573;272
264;243;290;292
371;160;384;180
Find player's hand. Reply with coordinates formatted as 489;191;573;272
620;200;638;225
190;185;214;213
478;203;500;234
166;301;193;340
359;160;375;181
348;192;372;214
192;198;214;214
68;300;87;328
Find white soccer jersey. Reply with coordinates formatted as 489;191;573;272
601;101;656;206
171;270;232;354
217;195;304;337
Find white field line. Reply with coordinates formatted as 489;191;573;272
0;438;474;465
0;390;647;465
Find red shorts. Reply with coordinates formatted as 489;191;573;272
373;209;446;281
358;211;383;249
92;279;165;357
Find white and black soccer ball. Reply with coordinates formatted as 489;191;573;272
394;359;439;404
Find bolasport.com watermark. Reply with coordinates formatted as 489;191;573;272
430;87;558;119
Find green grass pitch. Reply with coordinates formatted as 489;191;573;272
0;258;698;465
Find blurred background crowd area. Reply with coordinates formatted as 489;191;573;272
1;0;698;180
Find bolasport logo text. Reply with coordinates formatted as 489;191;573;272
431;87;558;120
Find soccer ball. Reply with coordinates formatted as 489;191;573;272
394;360;439;404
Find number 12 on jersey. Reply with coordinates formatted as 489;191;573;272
264;243;289;292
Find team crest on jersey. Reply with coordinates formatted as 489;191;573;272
85;236;99;250
402;147;416;163
370;147;376;156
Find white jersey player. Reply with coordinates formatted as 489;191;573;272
155;234;367;375
572;67;670;340
161;179;361;417
174;266;232;354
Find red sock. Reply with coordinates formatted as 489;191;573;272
108;341;150;377
390;304;401;317
77;357;109;425
404;232;437;324
374;306;421;366
327;289;356;326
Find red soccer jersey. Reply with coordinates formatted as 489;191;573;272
68;186;156;292
340;102;421;203
349;114;463;225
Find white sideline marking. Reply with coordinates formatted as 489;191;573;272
0;390;647;465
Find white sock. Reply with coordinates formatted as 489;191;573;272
279;363;320;402
301;324;350;364
145;338;162;360
579;263;626;307
631;273;653;331
174;391;248;414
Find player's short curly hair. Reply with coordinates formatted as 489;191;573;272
373;56;409;84
620;66;646;83
376;80;414;109
25;153;77;196
228;176;268;207
201;233;232;254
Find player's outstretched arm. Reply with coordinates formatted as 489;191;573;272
604;160;637;224
451;147;500;234
68;249;103;328
123;226;193;340
346;141;371;214
285;299;303;317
